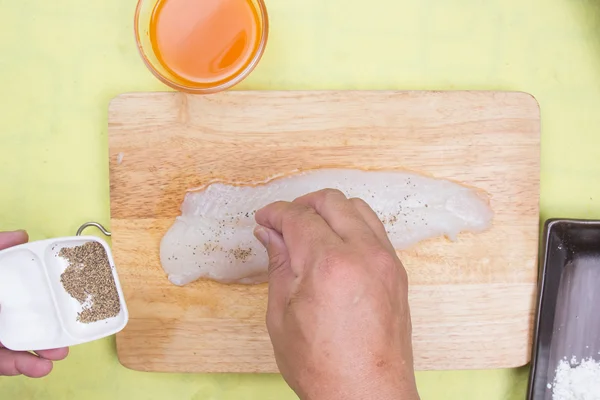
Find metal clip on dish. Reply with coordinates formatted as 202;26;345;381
76;221;112;237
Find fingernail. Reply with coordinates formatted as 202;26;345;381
254;226;270;246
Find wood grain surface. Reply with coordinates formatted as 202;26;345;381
109;91;540;373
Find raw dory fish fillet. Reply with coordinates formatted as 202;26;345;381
160;169;494;286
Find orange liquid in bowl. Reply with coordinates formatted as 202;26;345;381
149;0;261;86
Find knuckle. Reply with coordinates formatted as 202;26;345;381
350;197;370;209
295;188;347;207
256;200;284;220
281;204;315;228
287;203;315;219
369;247;407;279
322;188;346;197
320;188;347;203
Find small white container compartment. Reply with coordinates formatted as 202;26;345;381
44;238;128;343
0;249;62;350
0;236;128;351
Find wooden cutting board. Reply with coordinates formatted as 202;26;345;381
109;91;540;373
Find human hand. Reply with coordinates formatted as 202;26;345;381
0;230;69;378
254;189;420;400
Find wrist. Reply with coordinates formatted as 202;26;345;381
345;378;419;400
303;384;419;400
300;369;420;400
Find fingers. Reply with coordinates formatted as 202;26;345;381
255;201;342;265
294;189;375;244
0;342;68;377
0;348;53;378
0;230;28;250
349;198;396;253
254;226;294;328
34;347;69;361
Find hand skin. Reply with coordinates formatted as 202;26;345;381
0;230;69;378
254;189;420;400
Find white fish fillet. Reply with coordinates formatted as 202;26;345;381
160;169;493;286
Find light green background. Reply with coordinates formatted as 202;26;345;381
1;0;600;398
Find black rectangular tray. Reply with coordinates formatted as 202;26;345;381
528;219;600;399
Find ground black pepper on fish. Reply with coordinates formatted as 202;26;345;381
159;169;493;286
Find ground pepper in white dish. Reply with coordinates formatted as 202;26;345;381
59;242;120;324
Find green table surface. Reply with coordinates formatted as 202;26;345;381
1;0;600;398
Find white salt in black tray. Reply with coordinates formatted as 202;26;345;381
528;219;600;399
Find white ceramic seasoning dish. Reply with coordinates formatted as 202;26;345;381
0;227;128;351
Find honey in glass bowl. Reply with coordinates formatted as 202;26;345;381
135;0;269;94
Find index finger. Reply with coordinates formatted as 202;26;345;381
255;201;342;266
35;347;69;361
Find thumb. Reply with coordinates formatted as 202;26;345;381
254;226;293;326
0;230;28;251
254;226;291;281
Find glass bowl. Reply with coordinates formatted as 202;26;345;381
134;0;269;94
